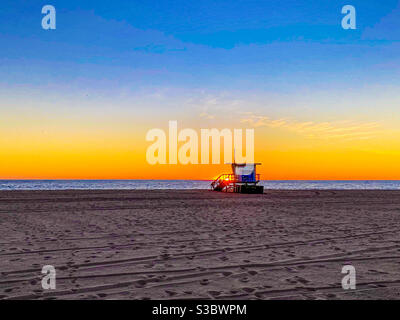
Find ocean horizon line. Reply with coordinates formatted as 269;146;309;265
1;179;400;182
1;179;400;191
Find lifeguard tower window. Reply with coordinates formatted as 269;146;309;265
232;163;257;183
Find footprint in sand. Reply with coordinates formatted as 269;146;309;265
285;278;297;284
135;279;147;288
296;276;310;284
165;290;177;296
208;290;221;297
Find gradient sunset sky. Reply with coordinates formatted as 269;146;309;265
1;0;400;180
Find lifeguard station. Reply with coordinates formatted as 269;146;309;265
211;162;264;194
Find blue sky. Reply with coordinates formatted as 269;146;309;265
1;1;398;78
0;1;399;121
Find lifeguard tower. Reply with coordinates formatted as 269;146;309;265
211;162;264;194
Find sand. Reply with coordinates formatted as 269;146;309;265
1;189;400;300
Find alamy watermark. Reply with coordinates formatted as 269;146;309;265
341;265;356;290
41;5;56;30
39;5;355;31
146;121;254;165
341;5;356;30
41;265;56;290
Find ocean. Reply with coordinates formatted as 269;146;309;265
0;180;400;190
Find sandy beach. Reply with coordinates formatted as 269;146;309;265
1;189;400;300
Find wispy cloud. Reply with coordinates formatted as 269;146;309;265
240;113;382;141
199;111;215;119
191;94;244;121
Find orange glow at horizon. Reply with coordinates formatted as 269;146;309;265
1;109;400;180
2;138;400;180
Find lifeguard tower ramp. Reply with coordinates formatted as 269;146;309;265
211;163;264;194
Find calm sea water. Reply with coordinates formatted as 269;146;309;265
0;180;400;190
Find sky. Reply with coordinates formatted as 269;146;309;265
0;0;399;180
